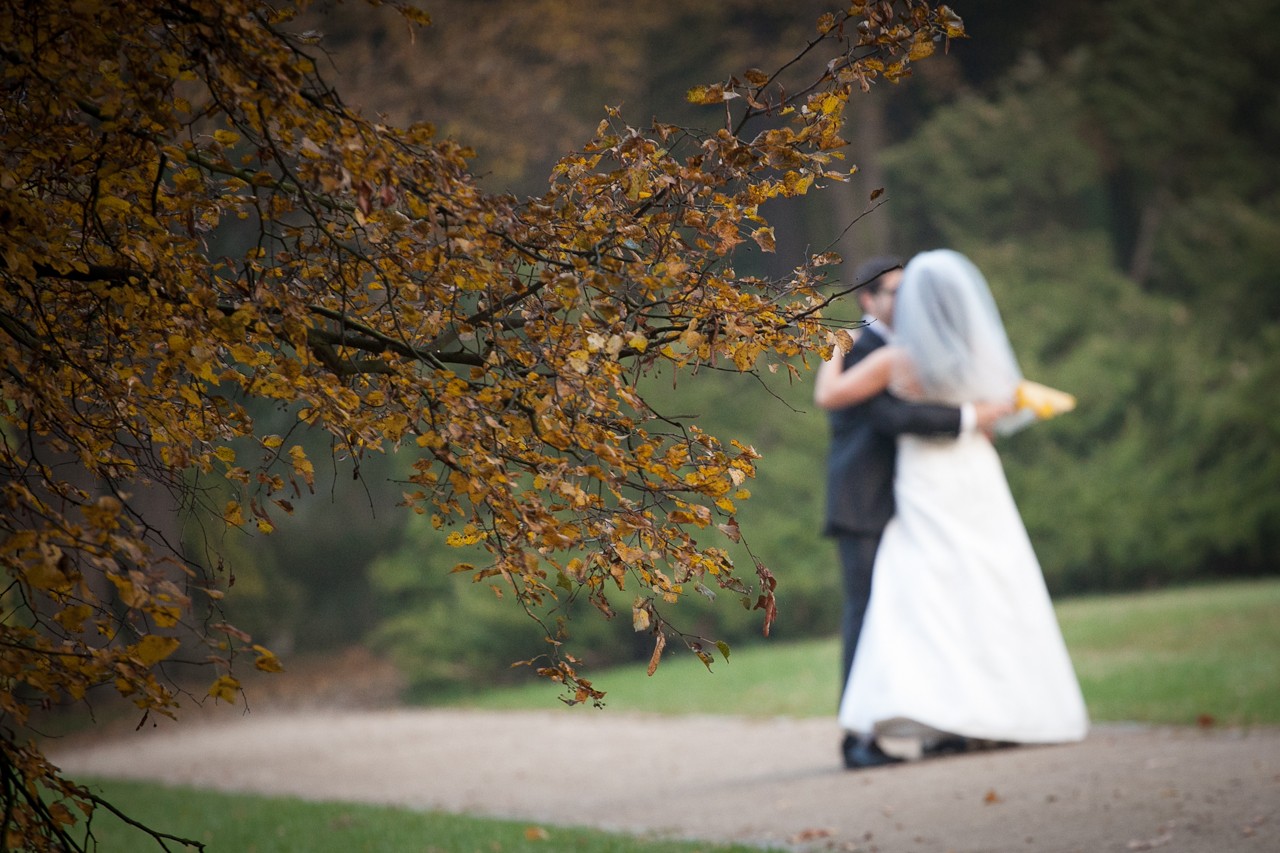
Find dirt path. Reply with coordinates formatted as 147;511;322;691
48;702;1278;852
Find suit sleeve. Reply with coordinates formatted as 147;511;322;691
866;392;961;437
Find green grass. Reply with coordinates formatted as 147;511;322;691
1054;578;1280;726
75;777;778;853
447;578;1280;727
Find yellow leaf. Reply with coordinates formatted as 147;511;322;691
446;525;485;546
253;644;284;672
96;196;132;214
213;129;240;146
223;500;244;526
148;604;182;628
108;572;148;608
214;446;236;464
54;604;94;632
938;5;967;38
680;326;705;349
686;84;712;104
908;36;936;61
134;634;180;666
289;446;315;486
83;494;124;530
26;546;70;592
631;599;651;632
208;675;240;703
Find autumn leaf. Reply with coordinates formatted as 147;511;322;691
631;598;652;632
646;632;667;676
937;5;967;39
47;803;75;827
750;226;777;252
133;635;181;666
829;328;855;355
908;34;936;61
25;547;71;593
289;445;315;488
252;644;285;673
208;675;241;703
223;501;245;526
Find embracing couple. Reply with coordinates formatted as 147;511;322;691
816;250;1088;770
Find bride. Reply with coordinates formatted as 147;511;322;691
816;250;1087;755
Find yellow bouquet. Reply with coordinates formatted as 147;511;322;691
995;380;1076;435
1015;380;1077;419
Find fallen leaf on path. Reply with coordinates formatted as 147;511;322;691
1242;814;1268;837
1126;832;1172;850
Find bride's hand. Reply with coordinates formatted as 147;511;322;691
974;399;1016;438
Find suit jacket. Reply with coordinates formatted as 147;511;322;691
823;327;962;537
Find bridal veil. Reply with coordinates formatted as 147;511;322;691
893;250;1022;406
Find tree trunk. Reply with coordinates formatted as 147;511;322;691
1128;191;1168;287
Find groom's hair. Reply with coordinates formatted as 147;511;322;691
852;255;904;295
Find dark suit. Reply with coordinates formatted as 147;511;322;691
823;326;962;697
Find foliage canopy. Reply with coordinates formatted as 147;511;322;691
1;0;963;847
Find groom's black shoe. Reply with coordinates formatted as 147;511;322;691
842;735;903;770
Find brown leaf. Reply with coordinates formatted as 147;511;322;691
750;226;776;253
789;828;833;842
646;632;666;676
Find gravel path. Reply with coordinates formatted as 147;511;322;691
48;704;1278;852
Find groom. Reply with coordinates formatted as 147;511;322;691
820;256;1010;769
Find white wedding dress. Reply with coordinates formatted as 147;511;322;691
838;431;1088;744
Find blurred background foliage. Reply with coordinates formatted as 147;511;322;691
204;0;1278;697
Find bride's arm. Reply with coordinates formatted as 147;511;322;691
814;346;895;410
